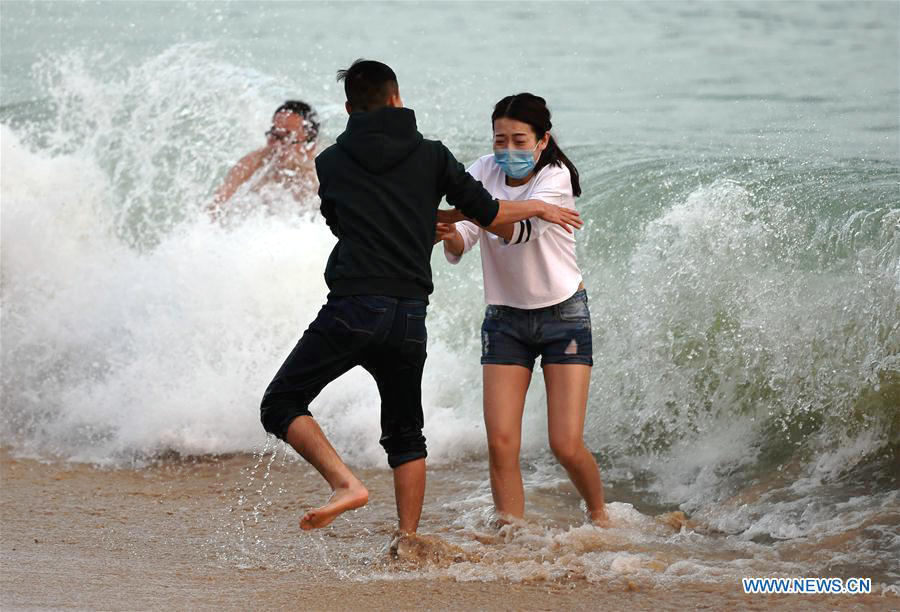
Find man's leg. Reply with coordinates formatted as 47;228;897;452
392;457;425;534
285;416;369;530
261;296;385;529
361;300;429;534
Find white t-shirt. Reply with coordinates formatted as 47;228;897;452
444;154;583;309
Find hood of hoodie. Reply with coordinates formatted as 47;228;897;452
336;107;424;174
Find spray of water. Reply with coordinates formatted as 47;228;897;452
2;47;898;576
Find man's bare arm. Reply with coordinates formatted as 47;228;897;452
483;223;515;242
438;199;581;235
436;208;465;224
208;149;266;217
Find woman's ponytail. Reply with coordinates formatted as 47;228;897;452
536;134;581;197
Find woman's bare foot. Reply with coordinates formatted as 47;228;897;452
588;506;611;527
656;510;689;532
299;481;369;530
489;510;524;531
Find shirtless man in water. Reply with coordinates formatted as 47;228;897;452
209;100;319;218
258;60;581;535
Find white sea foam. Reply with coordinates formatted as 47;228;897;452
0;126;490;465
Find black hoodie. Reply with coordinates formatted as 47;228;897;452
315;107;499;301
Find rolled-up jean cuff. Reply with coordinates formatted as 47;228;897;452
387;449;427;469
260;399;312;440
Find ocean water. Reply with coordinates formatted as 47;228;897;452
1;0;898;592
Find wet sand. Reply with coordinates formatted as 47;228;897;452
0;448;891;611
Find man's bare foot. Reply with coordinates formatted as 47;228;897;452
388;532;471;566
299;481;369;530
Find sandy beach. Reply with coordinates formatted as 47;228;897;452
1;448;892;611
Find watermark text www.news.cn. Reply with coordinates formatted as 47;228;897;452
742;577;872;594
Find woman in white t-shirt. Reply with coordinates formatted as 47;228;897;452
438;93;607;525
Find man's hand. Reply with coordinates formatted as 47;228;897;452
437;208;466;224
537;203;582;233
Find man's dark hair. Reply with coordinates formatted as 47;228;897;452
274;100;319;143
336;59;399;112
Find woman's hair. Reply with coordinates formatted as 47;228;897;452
491;93;581;197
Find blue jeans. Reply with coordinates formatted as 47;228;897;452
260;295;428;468
480;289;594;370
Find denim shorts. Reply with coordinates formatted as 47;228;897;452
480;289;593;370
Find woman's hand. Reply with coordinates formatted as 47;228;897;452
435;222;465;257
537;203;583;233
435;222;458;242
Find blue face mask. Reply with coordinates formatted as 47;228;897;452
494;143;538;179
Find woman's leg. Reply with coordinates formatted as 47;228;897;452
543;364;607;523
483;364;532;520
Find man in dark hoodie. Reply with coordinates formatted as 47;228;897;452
259;59;582;535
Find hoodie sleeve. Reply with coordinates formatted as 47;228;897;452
316;155;341;238
436;144;499;227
